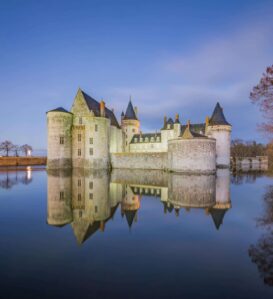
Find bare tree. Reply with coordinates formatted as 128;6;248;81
249;185;273;286
20;144;33;156
250;65;273;135
0;140;15;157
13;145;21;157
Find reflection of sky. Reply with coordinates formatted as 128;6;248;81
0;170;273;298
1;0;273;148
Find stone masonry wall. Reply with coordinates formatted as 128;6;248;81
111;152;168;170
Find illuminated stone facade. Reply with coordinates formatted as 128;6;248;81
47;89;231;172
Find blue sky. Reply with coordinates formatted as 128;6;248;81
0;0;273;149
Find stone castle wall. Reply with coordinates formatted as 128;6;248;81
168;138;216;174
111;152;168;170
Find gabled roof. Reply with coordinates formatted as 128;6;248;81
209;102;231;126
47;107;72;114
180;123;206;136
124;100;138;120
81;90;120;128
181;123;207;139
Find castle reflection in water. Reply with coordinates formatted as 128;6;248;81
47;169;231;244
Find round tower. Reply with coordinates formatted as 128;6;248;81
206;102;232;168
121;99;140;152
47;107;73;169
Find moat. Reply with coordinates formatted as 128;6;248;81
0;168;273;299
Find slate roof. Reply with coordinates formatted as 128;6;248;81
47;107;72;114
81;90;120;128
130;132;161;143
210;208;228;230
167;118;174;125
161;117;175;130
209;102;231;126
180;123;206;136
124;100;138;120
124;210;137;228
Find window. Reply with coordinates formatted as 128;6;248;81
79;117;82;124
126;141;127;146
89;148;93;155
78;179;81;187
60;191;64;200
95;206;98;213
132;129;135;133
95;124;98;132
89;137;93;144
89;181;93;189
78;134;81;142
78;194;81;201
79;211;82;218
60;136;64;144
78;149;81;156
89;193;93;200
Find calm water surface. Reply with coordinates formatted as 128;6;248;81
0;168;272;299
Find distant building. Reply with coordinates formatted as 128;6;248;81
47;88;232;173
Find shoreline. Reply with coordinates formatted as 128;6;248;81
0;157;47;167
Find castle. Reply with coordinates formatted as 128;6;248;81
47;88;232;173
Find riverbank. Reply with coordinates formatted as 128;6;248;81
0;157;47;166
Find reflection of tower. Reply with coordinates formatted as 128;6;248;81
167;173;216;215
71;169;120;244
209;168;231;230
47;169;73;227
121;185;141;228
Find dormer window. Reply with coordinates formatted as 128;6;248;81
151;137;155;142
167;124;171;129
145;137;149;142
79;117;82;125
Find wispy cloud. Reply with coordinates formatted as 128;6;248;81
106;18;273;138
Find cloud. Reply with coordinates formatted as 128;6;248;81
105;18;273;139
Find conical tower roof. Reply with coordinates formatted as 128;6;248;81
210;208;227;230
209;102;231;126
124;100;138;120
124;210;137;228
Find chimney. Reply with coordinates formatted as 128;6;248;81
164;116;167;128
100;100;105;117
134;106;138;118
175;113;179;122
205;116;210;127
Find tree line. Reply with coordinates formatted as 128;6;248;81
231;139;266;158
0;140;32;157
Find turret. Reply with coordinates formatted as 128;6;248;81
121;98;140;152
47;107;73;169
206;102;232;168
